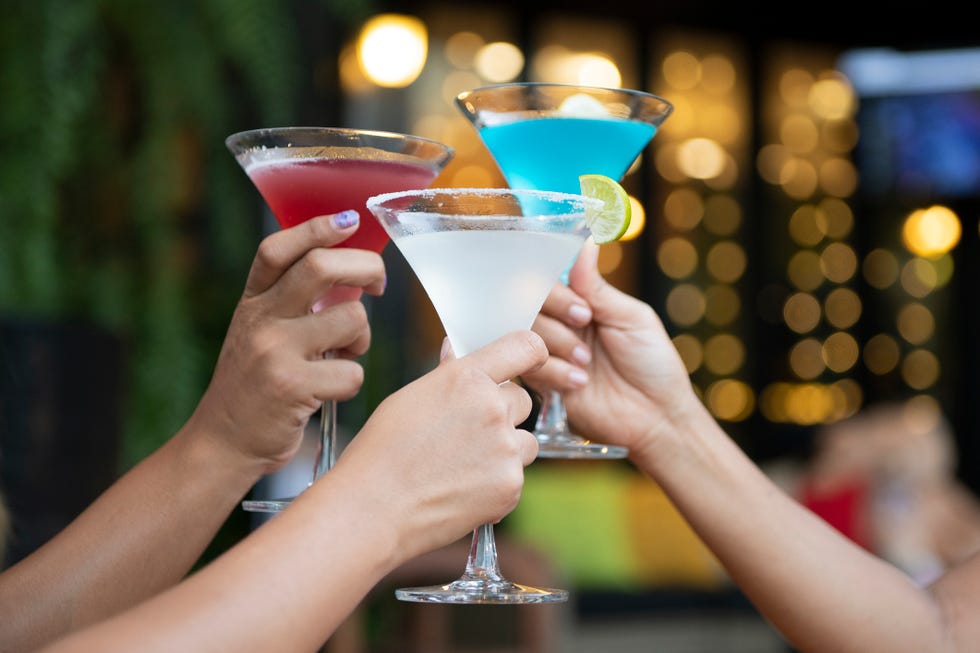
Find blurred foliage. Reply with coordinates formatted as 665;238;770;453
0;0;371;467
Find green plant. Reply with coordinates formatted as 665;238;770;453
0;0;368;467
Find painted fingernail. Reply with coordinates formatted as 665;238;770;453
568;368;589;387
333;209;359;229
572;345;592;365
568;303;592;324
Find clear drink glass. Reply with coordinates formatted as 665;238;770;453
226;127;453;512
366;187;602;604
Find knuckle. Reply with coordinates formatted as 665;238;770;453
254;238;280;269
521;330;548;364
304;248;334;280
306;215;337;243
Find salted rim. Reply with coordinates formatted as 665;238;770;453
365;187;603;213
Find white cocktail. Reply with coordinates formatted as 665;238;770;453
366;187;598;604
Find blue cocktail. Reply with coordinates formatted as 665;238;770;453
456;82;673;459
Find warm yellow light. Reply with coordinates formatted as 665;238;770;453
575;53;621;87
824;287;861;329
705;241;746;283
781;114;819;154
864;333;900;375
663;188;704;231
902;205;962;258
703;194;741;236
672;334;704;374
657;237;698;279
474;42;524;82
704;284;741;326
704;334;745;376
621;196;646;241
705;379;754;422
783;292;821;334
357;14;428;88
779;157;819;199
822;331;859;373
790;338;825;380
819;242;858;283
676;138;726;180
897;302;935;345
597;241;623;274
663;50;701;90
808;73;856;121
901;349;940;390
863;248;900;289
666;284;706;327
788;204;827;247
445;31;484;69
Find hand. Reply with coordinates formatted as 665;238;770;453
184;211;386;474
524;239;697;461
332;330;547;563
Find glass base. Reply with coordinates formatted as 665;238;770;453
396;578;568;604
535;433;628;460
242;497;294;513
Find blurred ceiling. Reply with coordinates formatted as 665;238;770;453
411;0;980;51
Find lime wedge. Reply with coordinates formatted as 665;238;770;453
579;174;631;244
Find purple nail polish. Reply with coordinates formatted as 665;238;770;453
333;210;359;229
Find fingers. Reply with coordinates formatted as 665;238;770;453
265;247;385;318
532;314;591;368
522;357;589;393
539;282;592;327
515;430;539;467
309;301;373;359
464;330;548;385
566;237;602;299
243;211;364;297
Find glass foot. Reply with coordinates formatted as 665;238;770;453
396;577;568;604
535;433;628;460
242;497;294;513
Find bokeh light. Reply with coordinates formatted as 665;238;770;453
357;14;428;88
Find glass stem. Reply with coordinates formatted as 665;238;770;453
462;523;504;582
312;398;337;481
313;350;338;482
534;389;569;438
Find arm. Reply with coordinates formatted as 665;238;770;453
0;211;385;650
41;330;547;653
526;239;979;653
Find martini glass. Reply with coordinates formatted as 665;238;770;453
456;82;673;459
226;127;453;512
366;187;600;604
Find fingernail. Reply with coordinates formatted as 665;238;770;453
568;368;589;387
572;345;592;365
382;274;388;292
333;210;359;229
568;303;592;324
439;337;452;361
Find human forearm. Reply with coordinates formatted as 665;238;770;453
40;448;404;653
0;423;264;649
645;400;948;653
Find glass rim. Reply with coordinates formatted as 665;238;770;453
224;126;454;157
366;186;603;213
456;82;673;113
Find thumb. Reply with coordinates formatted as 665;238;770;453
567;238;603;301
568;238;647;328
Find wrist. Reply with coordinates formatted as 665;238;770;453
170;418;269;500
631;391;721;481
